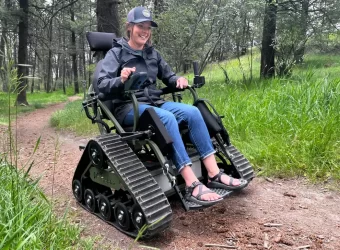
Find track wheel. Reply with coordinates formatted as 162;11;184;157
72;180;83;202
98;195;112;221
84;189;97;213
131;204;146;230
88;141;103;168
114;202;131;231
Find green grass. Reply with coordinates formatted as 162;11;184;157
49;100;99;135
50;53;340;182
0;159;95;249
0;89;74;125
192;54;340;181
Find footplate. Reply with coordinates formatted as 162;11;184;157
211;187;233;198
225;144;255;181
184;188;232;210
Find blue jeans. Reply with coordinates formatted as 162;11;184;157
123;102;215;172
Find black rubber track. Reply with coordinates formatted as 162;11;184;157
225;144;255;181
73;133;173;238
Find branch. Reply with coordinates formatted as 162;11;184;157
43;0;79;29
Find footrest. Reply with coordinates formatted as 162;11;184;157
185;200;205;210
185;188;232;210
210;188;233;199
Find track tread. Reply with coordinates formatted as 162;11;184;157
225;144;255;181
94;133;172;237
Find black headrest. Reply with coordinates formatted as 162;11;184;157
86;32;116;52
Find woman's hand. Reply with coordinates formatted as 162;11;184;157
121;67;136;83
176;77;188;89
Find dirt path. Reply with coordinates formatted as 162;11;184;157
6;99;340;250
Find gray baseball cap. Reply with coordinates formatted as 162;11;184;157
127;6;158;27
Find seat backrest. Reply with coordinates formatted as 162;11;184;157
86;32;117;54
86;31;117;119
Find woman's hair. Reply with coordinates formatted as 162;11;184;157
125;23;152;46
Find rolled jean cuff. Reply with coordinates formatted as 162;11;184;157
201;150;216;161
177;161;192;173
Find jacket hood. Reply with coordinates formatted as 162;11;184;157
112;37;153;55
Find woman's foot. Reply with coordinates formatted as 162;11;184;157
207;169;248;190
203;155;248;191
181;165;222;205
191;182;221;201
185;181;222;205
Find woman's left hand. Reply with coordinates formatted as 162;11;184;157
176;77;188;89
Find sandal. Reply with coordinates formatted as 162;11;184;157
207;169;248;191
185;181;223;206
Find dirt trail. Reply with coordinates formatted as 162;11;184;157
5;99;340;250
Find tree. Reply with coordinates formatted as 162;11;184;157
260;0;277;79
154;0;165;15
293;0;309;63
16;0;29;106
46;0;55;93
0;0;12;92
70;2;79;94
97;0;121;35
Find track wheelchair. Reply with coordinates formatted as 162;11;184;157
71;32;255;238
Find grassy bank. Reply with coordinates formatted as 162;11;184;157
49;100;99;135
0;159;94;249
50;54;340;182
0;88;78;125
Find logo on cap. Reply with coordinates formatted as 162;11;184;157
142;9;151;17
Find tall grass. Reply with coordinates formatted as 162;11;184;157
0;160;94;249
199;76;339;180
0;61;95;249
195;54;340;181
50;54;340;182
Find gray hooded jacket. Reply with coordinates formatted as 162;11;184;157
97;38;180;124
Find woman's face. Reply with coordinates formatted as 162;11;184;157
129;21;152;49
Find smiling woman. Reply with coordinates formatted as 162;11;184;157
127;22;152;50
125;6;157;49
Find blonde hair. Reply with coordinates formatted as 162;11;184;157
125;23;152;46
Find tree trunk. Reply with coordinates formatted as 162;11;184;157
97;0;121;35
0;25;8;92
46;47;53;92
294;0;309;64
0;0;11;92
16;0;29;106
260;0;277;79
154;0;165;15
82;37;86;82
70;6;79;94
31;51;37;93
62;56;66;94
46;1;54;93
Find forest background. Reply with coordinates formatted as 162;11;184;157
1;0;339;184
0;0;340;249
0;0;339;102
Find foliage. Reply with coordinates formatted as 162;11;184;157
51;53;340;182
152;0;264;73
0;160;94;249
2;0;340;92
199;54;340;181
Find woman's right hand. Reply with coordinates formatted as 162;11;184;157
121;67;136;83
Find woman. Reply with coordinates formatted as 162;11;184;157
97;6;247;206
